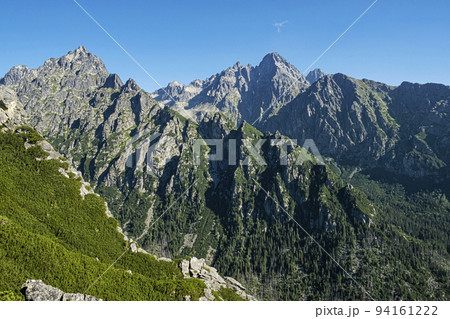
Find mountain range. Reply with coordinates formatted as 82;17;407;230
0;46;448;300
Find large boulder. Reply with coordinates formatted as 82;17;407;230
21;279;101;301
21;280;63;301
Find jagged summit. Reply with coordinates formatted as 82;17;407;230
306;68;326;84
0;65;31;86
261;52;283;60
257;52;294;73
168;80;182;87
103;73;124;90
0;46;109;94
122;78;141;92
73;45;89;54
153;52;308;124
232;61;243;69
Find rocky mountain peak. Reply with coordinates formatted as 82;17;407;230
190;79;203;88
260;52;285;64
122;78;141;93
232;61;243;69
103;73;124;90
306;68;326;84
53;46;108;76
61;45;96;63
257;52;290;73
75;45;89;54
152;52;309;124
256;52;308;87
0;65;31;86
168;80;183;88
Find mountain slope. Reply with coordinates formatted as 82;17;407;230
261;74;450;178
0;92;246;301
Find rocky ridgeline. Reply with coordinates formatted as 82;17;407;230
21;280;101;301
305;68;326;84
153;54;449;178
152;52;316;124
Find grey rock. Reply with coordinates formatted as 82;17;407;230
21;280;64;301
204;288;215;301
306;68;326;84
21;280;102;301
36;140;60;160
103;73;123;90
0;85;27;128
84;295;102;301
178;257;254;300
0;65;30;86
61;293;85;301
225;276;246;291
180;259;190;278
189;257;204;278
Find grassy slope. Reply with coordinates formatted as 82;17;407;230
0;128;242;301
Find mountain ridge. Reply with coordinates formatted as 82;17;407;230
1;46;449;301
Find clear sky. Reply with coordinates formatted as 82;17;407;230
1;0;449;92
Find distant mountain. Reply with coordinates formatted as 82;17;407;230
152;52;309;124
261;74;450;178
152;55;449;178
306;68;326;84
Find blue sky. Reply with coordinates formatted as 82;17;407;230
1;0;449;91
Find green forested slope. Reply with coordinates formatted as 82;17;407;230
0;127;241;301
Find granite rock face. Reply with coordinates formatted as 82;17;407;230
0;86;28;129
21;280;101;301
306;68;326;84
0;65;31;86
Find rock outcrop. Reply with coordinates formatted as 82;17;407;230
306;68;326;84
179;257;256;301
21;280;101;301
0;86;28;129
